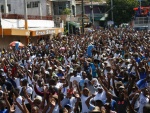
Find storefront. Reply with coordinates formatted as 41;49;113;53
29;28;64;43
0;28;64;48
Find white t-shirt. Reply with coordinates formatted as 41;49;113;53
94;91;107;103
15;96;22;113
46;104;59;113
81;95;90;113
70;75;81;83
19;86;33;104
138;93;149;113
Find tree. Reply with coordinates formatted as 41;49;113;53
106;0;139;25
62;8;71;15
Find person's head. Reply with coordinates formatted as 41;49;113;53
67;89;73;98
64;104;72;113
33;96;42;107
82;71;87;79
143;104;150;113
143;88;149;96
82;88;89;97
89;106;101;113
0;100;5;110
31;106;39;113
118;86;125;99
104;103;111;112
76;66;81;72
97;87;103;94
95;100;103;107
13;88;20;97
21;79;28;86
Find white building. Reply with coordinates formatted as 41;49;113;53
0;0;50;16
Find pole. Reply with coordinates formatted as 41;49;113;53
111;0;113;21
140;0;141;7
24;0;28;29
0;12;3;38
24;0;29;45
91;0;94;25
4;0;8;16
39;2;42;19
81;0;84;34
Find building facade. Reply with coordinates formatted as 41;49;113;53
0;0;49;16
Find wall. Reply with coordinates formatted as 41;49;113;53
1;19;54;28
0;0;47;16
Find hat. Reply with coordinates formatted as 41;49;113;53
52;94;58;100
45;71;49;75
115;81;123;86
48;67;52;70
69;68;74;74
57;66;64;71
119;86;125;89
0;69;4;72
34;96;42;102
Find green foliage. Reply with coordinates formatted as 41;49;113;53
87;0;104;2
106;0;139;25
62;8;71;15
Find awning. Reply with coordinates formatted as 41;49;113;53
0;28;30;36
30;28;64;36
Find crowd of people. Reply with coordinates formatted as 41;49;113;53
0;27;150;113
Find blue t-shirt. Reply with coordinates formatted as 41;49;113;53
0;109;9;113
139;72;147;79
89;63;100;78
135;57;141;64
110;100;117;111
87;44;94;57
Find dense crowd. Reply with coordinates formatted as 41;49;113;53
0;27;150;113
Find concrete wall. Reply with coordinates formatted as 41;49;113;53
1;19;54;28
0;0;47;16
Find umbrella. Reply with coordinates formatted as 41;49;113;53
9;41;24;47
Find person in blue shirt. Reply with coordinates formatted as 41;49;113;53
0;100;7;113
133;53;141;64
87;43;95;57
89;59;100;78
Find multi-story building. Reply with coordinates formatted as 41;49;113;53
0;0;50;16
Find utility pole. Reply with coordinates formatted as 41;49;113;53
24;0;29;45
81;0;84;34
111;0;113;21
4;0;8;16
24;0;28;29
39;2;42;19
90;0;94;25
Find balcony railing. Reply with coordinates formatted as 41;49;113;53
2;14;53;20
134;17;150;24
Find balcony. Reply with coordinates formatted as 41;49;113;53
133;17;150;29
1;14;53;20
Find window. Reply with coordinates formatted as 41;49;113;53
7;4;11;12
1;5;4;13
27;1;40;8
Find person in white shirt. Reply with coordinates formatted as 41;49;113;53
19;79;33;112
93;86;107;104
70;70;81;89
138;89;149;113
13;88;23;113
